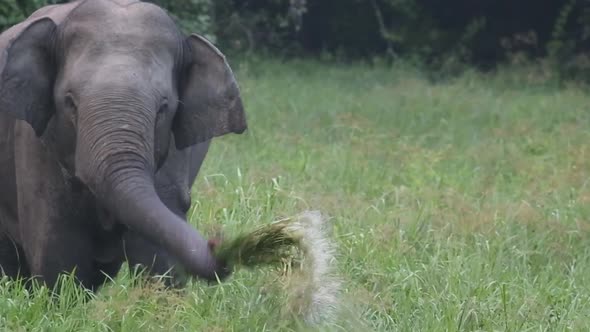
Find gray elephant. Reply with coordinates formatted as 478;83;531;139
0;0;247;290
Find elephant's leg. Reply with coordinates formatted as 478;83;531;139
13;123;102;290
0;233;29;279
91;260;123;287
18;220;99;290
17;212;99;290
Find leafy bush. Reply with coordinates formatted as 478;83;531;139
1;0;215;41
148;0;215;41
212;0;306;54
1;0;590;77
0;2;21;30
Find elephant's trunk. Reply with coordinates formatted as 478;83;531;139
74;91;223;281
107;175;221;281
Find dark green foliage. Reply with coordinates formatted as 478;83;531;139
0;0;31;28
213;0;590;69
2;0;590;73
0;1;62;30
212;0;305;55
0;0;216;38
146;0;215;40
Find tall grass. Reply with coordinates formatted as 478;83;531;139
1;59;590;331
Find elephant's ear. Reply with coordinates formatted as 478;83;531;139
0;17;57;136
173;34;247;149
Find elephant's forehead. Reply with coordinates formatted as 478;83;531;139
61;0;181;54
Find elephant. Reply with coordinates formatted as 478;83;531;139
0;0;247;291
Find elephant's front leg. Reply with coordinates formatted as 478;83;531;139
13;123;112;290
0;233;29;279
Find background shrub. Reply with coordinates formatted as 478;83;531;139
2;0;590;77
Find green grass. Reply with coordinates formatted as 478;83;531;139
2;59;590;331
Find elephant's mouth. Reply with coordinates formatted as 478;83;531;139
93;225;126;264
93;205;126;263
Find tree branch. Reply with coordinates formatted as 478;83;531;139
370;0;397;59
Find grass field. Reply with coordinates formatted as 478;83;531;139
1;59;590;331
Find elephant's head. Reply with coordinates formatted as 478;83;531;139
0;0;246;281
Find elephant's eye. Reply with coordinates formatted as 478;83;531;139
65;93;77;110
64;93;78;124
158;98;169;115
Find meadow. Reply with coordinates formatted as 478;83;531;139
1;59;590;331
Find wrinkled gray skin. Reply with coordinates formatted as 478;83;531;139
0;0;247;290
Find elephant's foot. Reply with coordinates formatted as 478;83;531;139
0;234;29;280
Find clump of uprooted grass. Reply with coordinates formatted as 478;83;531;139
213;211;341;325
